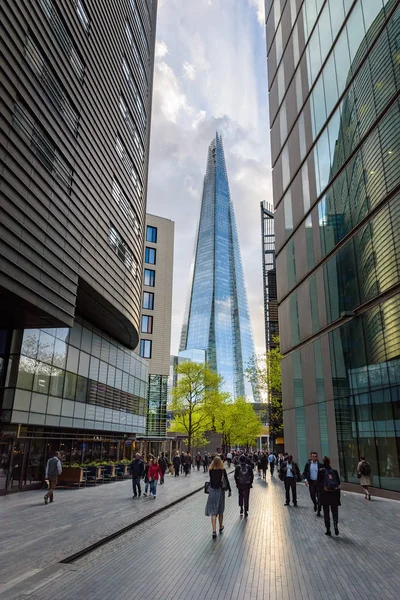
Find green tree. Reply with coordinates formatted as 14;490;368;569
168;361;225;454
245;336;283;440
229;397;263;450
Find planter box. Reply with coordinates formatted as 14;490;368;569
103;465;116;477
116;464;129;478
58;467;84;485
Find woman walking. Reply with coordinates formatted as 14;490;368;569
147;457;162;499
319;456;341;536
357;456;372;500
205;456;231;538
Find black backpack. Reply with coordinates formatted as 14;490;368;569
323;467;340;491
360;461;371;476
237;464;251;486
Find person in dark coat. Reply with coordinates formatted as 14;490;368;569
260;453;268;479
280;455;301;506
173;452;181;477
205;456;231;538
129;453;144;497
303;452;324;516
203;452;209;472
318;456;341;536
234;455;254;517
158;452;168;484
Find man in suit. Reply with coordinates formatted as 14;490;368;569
303;452;323;516
280;455;301;506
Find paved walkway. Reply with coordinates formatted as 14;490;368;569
0;467;210;591
3;473;400;600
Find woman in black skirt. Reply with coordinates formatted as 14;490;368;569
205;456;231;538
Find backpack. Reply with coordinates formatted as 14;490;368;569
360;461;371;477
323;467;340;491
237;464;251;486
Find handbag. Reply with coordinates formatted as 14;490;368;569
221;470;229;491
204;481;210;494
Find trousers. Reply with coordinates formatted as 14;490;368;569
238;488;250;511
132;477;141;496
285;478;297;504
45;477;58;500
323;503;339;529
308;480;321;511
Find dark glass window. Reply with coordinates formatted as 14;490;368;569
141;315;153;333
143;291;154;310
145;246;156;264
144;268;155;287
146;226;157;243
139;339;152;358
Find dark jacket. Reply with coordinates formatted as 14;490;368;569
129;458;144;478
209;468;231;492
318;467;341;506
303;459;323;484
260;455;268;469
280;460;301;481
234;463;254;490
158;456;168;471
173;456;181;470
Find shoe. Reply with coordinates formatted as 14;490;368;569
212;532;217;539
219;527;224;533
240;508;243;515
368;494;371;501
334;523;339;536
132;494;137;498
138;492;141;497
49;498;54;503
325;529;331;536
153;495;156;499
244;511;248;518
284;502;289;506
293;503;298;507
317;511;321;517
314;504;317;512
44;495;48;505
143;493;147;497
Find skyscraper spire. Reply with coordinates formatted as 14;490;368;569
180;133;256;400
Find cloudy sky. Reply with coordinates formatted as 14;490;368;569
146;0;272;356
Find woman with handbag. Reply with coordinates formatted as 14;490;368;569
146;457;162;499
205;456;231;538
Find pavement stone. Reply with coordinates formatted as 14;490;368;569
0;467;210;588
4;472;400;600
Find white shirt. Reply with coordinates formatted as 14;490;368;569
286;462;294;477
268;454;276;463
309;461;319;481
227;453;232;459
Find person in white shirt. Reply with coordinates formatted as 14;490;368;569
226;452;232;468
44;451;62;505
268;453;277;477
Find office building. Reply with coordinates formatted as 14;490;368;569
261;202;279;352
0;0;157;492
137;214;174;453
180;133;256;401
265;0;400;494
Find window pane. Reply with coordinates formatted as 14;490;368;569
139;339;152;358
146;226;157;243
143;292;154;310
145;247;156;264
141;315;153;333
144;269;155;286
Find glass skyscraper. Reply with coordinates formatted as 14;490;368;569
180;133;256;401
265;0;400;494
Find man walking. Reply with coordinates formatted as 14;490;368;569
280;455;301;506
195;452;202;471
268;452;277;477
129;453;144;497
158;452;168;484
203;452;209;472
226;451;232;468
234;455;254;517
260;452;268;479
303;452;323;515
44;451;62;505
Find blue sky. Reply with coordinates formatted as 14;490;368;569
147;0;272;355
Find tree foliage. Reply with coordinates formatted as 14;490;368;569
168;361;225;453
245;336;283;439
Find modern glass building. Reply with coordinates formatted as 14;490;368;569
0;0;157;492
265;0;400;493
180;133;256;400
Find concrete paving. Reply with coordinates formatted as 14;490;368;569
3;472;400;600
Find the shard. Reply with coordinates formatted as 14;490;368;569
180;133;256;400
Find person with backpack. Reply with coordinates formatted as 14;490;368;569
357;456;372;500
260;453;268;479
280;455;301;506
234;455;254;517
44;451;62;504
318;456;341;536
129;453;145;497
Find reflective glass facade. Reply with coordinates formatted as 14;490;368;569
266;0;400;491
180;134;256;400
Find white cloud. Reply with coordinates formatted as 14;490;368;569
183;61;196;80
249;0;265;25
147;0;272;357
155;40;168;58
